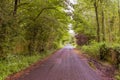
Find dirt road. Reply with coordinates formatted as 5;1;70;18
17;45;102;80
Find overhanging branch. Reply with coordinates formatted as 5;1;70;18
33;7;56;21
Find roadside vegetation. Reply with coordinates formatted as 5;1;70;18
0;0;70;80
0;0;120;80
0;50;55;80
73;0;120;79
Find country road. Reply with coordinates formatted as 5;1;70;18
16;45;102;80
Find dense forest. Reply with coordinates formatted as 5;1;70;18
73;0;120;79
0;0;71;79
0;0;71;58
74;0;120;66
0;0;120;80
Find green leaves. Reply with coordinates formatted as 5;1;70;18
0;0;70;57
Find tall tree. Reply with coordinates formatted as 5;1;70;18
100;0;105;41
94;0;100;42
13;0;18;15
118;0;120;33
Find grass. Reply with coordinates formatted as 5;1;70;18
0;50;55;80
115;72;120;80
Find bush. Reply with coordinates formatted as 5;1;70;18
81;41;120;68
115;72;120;80
114;46;120;68
81;41;102;58
99;43;110;60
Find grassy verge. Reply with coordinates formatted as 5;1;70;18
0;50;55;80
115;71;120;80
80;41;120;79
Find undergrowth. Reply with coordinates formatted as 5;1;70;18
115;72;120;80
0;50;55;80
81;41;120;63
81;41;120;79
81;41;103;58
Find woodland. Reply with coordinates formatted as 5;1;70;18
0;0;120;80
74;0;120;79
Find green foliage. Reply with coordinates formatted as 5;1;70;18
99;43;109;60
0;0;70;79
115;73;120;80
82;41;120;68
81;41;102;58
0;0;70;58
73;1;120;76
73;0;120;43
0;50;54;80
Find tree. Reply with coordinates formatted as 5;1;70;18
100;0;105;41
94;0;100;42
0;0;70;58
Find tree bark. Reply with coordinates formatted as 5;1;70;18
102;11;105;41
109;16;115;42
94;0;100;42
118;0;120;33
13;0;18;15
100;0;105;41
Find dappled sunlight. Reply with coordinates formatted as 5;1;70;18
69;0;77;4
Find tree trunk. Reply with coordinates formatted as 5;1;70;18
102;11;105;41
13;0;18;15
109;16;115;42
100;0;105;41
118;0;120;33
94;0;100;42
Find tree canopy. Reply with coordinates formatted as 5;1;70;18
0;0;71;58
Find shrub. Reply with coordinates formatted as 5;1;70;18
114;46;120;68
81;41;120;68
81;41;102;58
115;72;120;80
99;43;109;60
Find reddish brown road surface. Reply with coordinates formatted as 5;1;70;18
17;45;102;80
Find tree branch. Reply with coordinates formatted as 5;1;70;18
33;7;56;21
17;3;29;8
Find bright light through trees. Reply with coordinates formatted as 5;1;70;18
69;0;77;4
